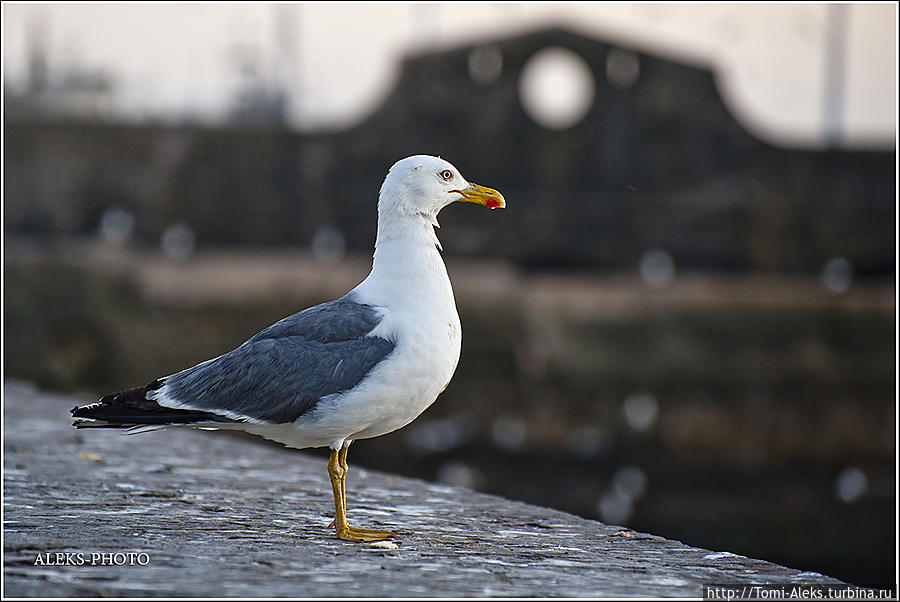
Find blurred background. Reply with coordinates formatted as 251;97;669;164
3;2;896;587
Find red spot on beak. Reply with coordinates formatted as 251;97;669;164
485;198;501;209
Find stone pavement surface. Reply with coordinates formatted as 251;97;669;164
3;381;843;597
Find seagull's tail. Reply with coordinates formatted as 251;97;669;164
71;379;231;430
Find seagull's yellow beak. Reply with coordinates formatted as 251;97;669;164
452;183;506;209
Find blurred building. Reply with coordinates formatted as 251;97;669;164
5;21;115;122
5;27;894;276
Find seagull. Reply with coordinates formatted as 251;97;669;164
71;155;505;543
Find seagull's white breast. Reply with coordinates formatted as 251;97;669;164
253;234;462;450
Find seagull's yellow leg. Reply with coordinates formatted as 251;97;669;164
327;447;393;536
326;446;346;529
327;448;396;542
340;447;400;537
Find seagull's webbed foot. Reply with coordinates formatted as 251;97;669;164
327;447;397;543
335;524;397;543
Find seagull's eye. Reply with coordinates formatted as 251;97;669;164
440;169;453;182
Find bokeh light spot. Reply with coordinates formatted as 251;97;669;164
834;467;868;503
436;461;484;490
612;465;649;501
99;207;135;245
639;247;676;288
491;415;527;451
822;256;853;294
311;226;346;263
468;45;503;86
622;391;659;433
161;222;196;260
606;48;641;90
519;46;595;130
597;490;633;525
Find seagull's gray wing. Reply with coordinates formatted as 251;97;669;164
151;295;394;424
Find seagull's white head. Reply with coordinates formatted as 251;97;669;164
378;155;506;222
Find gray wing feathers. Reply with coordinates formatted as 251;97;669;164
250;297;385;343
154;295;394;423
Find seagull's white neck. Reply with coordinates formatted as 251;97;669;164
375;207;441;254
351;209;456;312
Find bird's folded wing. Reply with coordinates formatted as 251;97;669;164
150;296;395;424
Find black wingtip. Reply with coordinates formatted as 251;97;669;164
70;381;233;429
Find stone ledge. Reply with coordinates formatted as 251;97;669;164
3;381;844;597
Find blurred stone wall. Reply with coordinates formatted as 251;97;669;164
4;28;895;274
